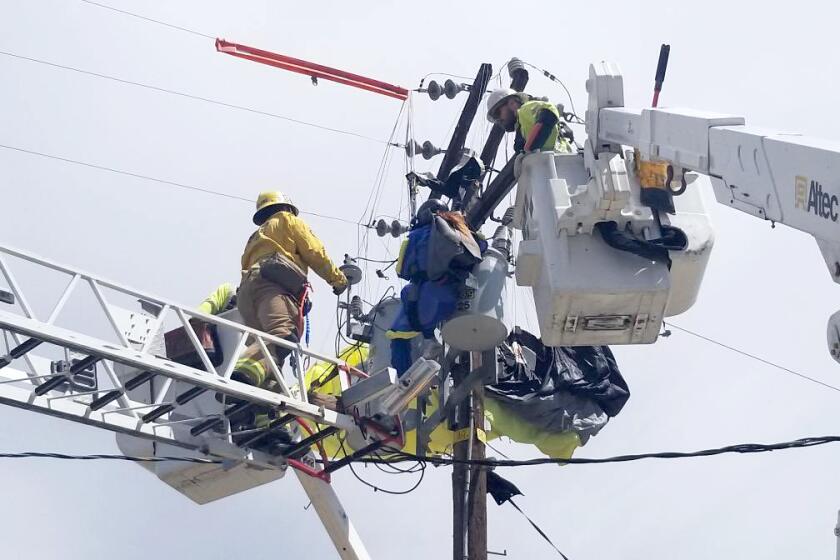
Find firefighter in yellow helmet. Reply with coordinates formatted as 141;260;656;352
233;191;347;388
486;88;573;153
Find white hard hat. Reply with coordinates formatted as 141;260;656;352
486;88;527;123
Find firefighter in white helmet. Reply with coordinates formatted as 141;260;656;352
486;88;572;153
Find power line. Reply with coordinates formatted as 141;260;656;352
0;142;360;226
520;60;582;123
0;451;220;463
8;433;840;468
79;0;215;39
371;434;840;467
0;50;391;146
665;322;840;394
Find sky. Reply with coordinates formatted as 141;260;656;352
2;0;840;558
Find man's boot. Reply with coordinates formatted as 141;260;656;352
215;370;258;404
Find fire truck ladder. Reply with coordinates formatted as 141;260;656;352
0;243;371;560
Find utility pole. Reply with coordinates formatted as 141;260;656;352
428;60;524;560
452;351;493;560
432;63;493;196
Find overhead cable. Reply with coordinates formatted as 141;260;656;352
0;143;359;226
368;434;840;468
79;0;216;39
6;434;840;469
666;321;840;394
520;60;580;121
0;451;221;463
0;50;391;146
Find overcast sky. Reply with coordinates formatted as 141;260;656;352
3;1;840;558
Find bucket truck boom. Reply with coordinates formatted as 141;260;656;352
512;60;840;362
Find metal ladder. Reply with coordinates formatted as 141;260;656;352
0;243;371;560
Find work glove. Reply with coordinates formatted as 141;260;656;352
513;152;526;179
333;283;347;296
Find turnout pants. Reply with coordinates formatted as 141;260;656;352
235;274;300;387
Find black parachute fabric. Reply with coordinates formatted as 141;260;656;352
487;328;630;443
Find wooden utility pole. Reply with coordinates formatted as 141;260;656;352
432;60;524;560
452;351;493;560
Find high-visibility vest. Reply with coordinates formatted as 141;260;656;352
517;100;572;153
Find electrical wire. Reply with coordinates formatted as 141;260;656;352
79;0;215;39
520;60;584;124
340;439;426;495
356;102;407;302
0;142;359;226
10;432;840;472
354;256;398;264
0;452;221;463
0;50;391;146
362;434;840;467
665;321;840;394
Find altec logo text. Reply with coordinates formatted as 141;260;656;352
795;175;839;222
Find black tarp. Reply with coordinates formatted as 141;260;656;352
486;328;630;443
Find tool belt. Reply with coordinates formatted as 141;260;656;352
255;252;308;299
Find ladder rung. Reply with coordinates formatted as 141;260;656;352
237;413;296;448
88;390;123;411
191;400;259;436
124;370;156;390
34;356;100;397
284;426;340;458
175;386;206;405
69;355;100;374
34;375;67;396
91;371;157;411
142;385;206;423
142;403;175;423
189;415;224;437
0;337;43;369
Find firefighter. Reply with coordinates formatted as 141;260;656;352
197;283;236;316
486;88;573;153
234;191;347;388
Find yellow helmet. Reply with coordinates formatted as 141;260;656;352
253;191;299;225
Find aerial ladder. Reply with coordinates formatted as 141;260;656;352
0;243;394;559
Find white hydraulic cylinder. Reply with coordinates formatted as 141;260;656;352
595;93;840;362
597;104;840;279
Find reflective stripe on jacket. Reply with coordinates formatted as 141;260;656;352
197;283;234;315
241;211;346;289
517;100;571;153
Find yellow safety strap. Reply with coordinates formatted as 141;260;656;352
451;427;487;445
385;329;421;340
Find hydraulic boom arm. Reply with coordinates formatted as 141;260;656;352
587;62;840;362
